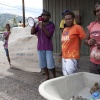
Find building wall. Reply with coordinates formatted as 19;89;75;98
43;0;98;55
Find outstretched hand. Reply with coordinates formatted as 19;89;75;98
38;21;43;28
88;38;96;46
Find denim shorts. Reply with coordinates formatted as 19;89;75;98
4;48;9;56
38;50;55;69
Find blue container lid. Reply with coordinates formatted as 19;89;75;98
93;92;99;97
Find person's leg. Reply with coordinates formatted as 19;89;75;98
62;58;78;75
46;51;56;78
40;68;45;75
5;48;11;65
49;68;56;78
7;50;11;64
7;56;11;65
62;58;68;75
43;67;49;80
77;59;79;69
38;51;49;80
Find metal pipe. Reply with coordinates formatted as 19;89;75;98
22;0;25;27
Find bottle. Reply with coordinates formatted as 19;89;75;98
88;91;100;100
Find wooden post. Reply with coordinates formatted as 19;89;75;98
22;0;25;27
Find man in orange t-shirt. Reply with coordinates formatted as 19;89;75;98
61;11;86;75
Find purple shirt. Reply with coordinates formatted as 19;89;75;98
3;32;9;48
35;22;55;50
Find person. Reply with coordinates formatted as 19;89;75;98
59;10;76;32
58;9;82;63
58;10;71;63
3;24;11;65
31;11;56;81
85;1;100;74
18;21;23;27
61;11;86;75
59;10;70;32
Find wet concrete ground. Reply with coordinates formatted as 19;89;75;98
0;40;90;100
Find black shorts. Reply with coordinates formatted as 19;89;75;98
90;62;100;74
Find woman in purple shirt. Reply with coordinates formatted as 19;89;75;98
31;11;56;81
3;24;11;65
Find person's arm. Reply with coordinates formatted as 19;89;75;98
41;25;51;37
31;25;36;35
84;29;96;46
39;22;55;38
59;52;62;56
3;31;11;40
58;53;62;63
58;51;62;63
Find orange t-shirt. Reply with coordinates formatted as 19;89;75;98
61;24;86;59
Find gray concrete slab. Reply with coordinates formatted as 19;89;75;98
0;41;90;100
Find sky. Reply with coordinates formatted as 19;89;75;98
0;0;43;18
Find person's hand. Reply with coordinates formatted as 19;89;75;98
97;42;100;49
88;38;96;46
58;56;62;63
38;21;43;28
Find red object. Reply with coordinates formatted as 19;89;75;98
38;16;44;21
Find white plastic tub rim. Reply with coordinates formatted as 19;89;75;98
39;76;65;100
39;72;100;100
39;72;84;100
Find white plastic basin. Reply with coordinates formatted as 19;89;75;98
39;72;100;100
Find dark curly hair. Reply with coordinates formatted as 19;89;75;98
64;11;75;18
93;0;100;16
